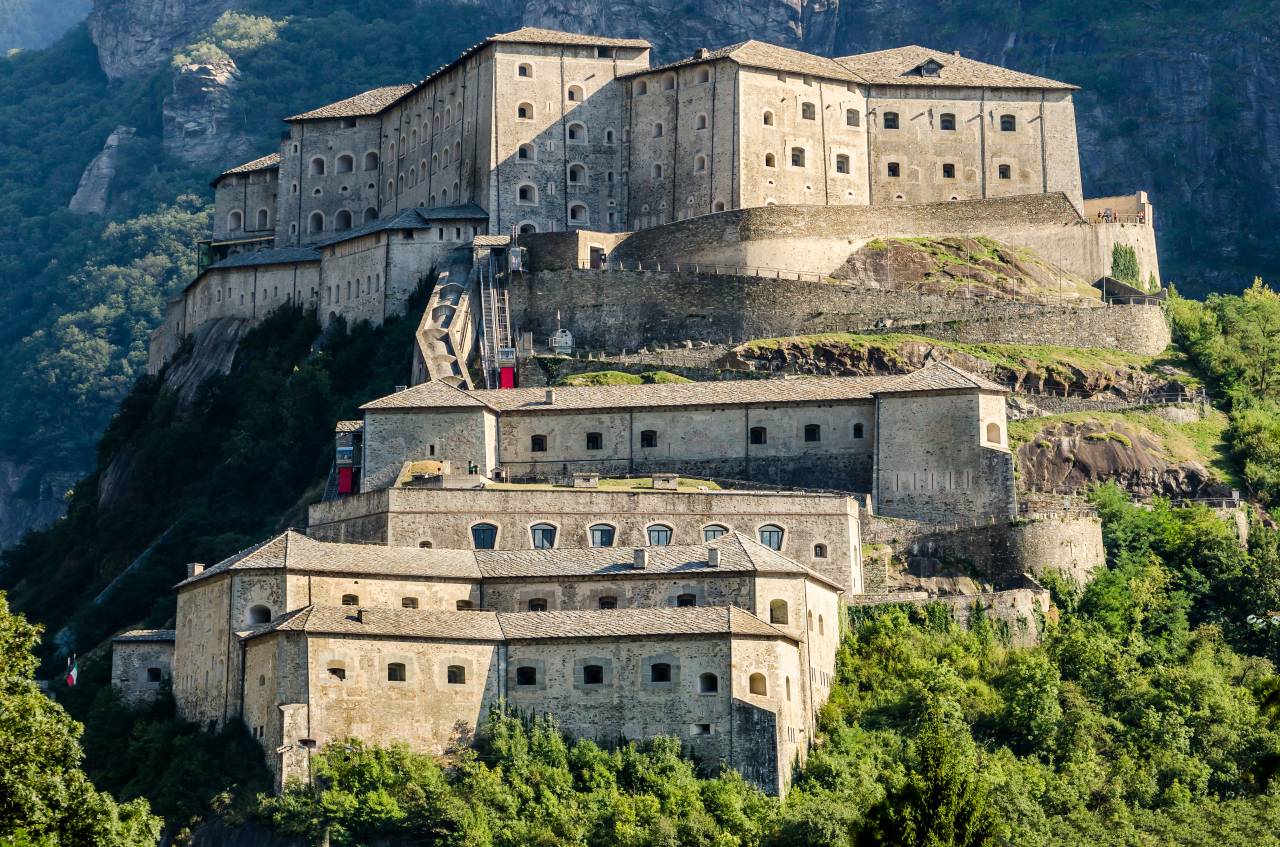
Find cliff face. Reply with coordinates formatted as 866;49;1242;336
163;58;251;164
68;126;135;215
87;0;234;79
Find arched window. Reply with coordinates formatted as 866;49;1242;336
518;143;534;161
804;424;821;442
763;110;774;126
517;63;532;78
517;102;533;120
471;523;497;550
228;210;243;231
585;432;602;450
758;524;784;551
517;183;537;204
662;73;676;91
882;111;899;130
567;84;583;102
447;665;466;684
695;155;706;172
749;672;767;695
568;203;588;223
853;422;864;438
695;113;707;130
310;157;326;176
887;162;901;178
583;664;604;684
786;676;792;700
456;599;474;610
255;208;269;229
364;207;378;223
387;663;406;682
335;209;352;231
568;162;587;184
247;604;271;625
650;662;672;682
764;153;776;168
696;67;710;84
676;593;696;607
605;129;615;144
640;429;657;448
647;524;673;546
790;147;805;167
699;672;719;693
943;163;956;179
327;664;346;681
402;597;418;609
1000;114;1016;132
807;610;813;631
363;151;379;171
987;422;1002;443
589;524;615;547
703;524;728;541
713;200;726;212
939;112;956;131
652;163;663;179
769;599;789;624
749;426;767;445
341;594;359;606
835;154;850;174
531;523;557;549
636;80;648;95
818;614;825;635
998;163;1012;179
527;598;548;611
516;666;538;686
568;122;586;142
518;222;537;234
336;154;354;174
813;543;828;558
653;122;664;138
801;102;816;120
308;211;324;234
846;108;860;127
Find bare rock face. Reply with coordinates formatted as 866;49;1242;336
0;458;75;550
87;0;234;79
1015;419;1227;499
163;57;250;165
68;125;135;215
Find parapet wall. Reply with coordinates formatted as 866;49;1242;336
512;269;1171;355
848;578;1051;647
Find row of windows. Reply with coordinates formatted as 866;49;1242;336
306;208;380;234
308;152;379;177
530;423;859;454
226;209;270;232
883;161;1015;180
462;520;824;555
881;111;1017;132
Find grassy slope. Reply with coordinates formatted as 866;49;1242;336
557;369;694;386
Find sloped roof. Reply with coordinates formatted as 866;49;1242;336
213;152;281;185
112;629;176;643
286;84;416;122
334;420;364;434
246;604;788;642
835;45;1075;90
489;27;650;48
873;361;1009;395
625;39;863;84
312;205;491;249
361;379;490;411
207;247;320;271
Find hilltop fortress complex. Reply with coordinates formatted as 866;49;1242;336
118;28;1161;796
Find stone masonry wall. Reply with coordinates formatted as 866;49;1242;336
511;268;1170;355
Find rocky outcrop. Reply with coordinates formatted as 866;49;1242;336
87;0;234;79
1016;419;1227;499
163;57;250;165
0;458;75;550
68;125;135;215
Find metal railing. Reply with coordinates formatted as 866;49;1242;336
1090;214;1149;225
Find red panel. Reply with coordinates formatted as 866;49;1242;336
499;366;516;388
337;467;354;495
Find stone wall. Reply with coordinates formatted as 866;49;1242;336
511;267;1170;355
110;637;175;705
848;576;1051;647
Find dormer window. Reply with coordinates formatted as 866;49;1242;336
912;59;944;77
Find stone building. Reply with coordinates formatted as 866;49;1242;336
110;629;175;705
356;361;1015;523
162;529;840;793
307;482;864;592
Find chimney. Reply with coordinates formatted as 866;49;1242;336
186;562;205;579
695;47;709;59
545;388;556;404
952;50;960;56
707;547;720;568
634;548;649;569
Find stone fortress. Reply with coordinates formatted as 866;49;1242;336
116;26;1153;797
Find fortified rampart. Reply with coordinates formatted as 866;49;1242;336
847;575;1051;647
511;269;1170;355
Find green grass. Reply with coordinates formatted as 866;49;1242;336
557;370;693;387
489;477;721;491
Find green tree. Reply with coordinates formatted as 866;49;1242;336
0;592;161;846
1110;244;1140;286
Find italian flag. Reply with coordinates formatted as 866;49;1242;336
65;656;78;687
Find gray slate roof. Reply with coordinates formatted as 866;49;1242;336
490;27;650;48
334;420;364;434
207;247;320;270
214;153;281;184
112;629;176;642
626;39;862;84
311;205;490;249
286;84;416;122
875;361;1008;394
835;45;1075;90
176;530;839;590
247;604;788;642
